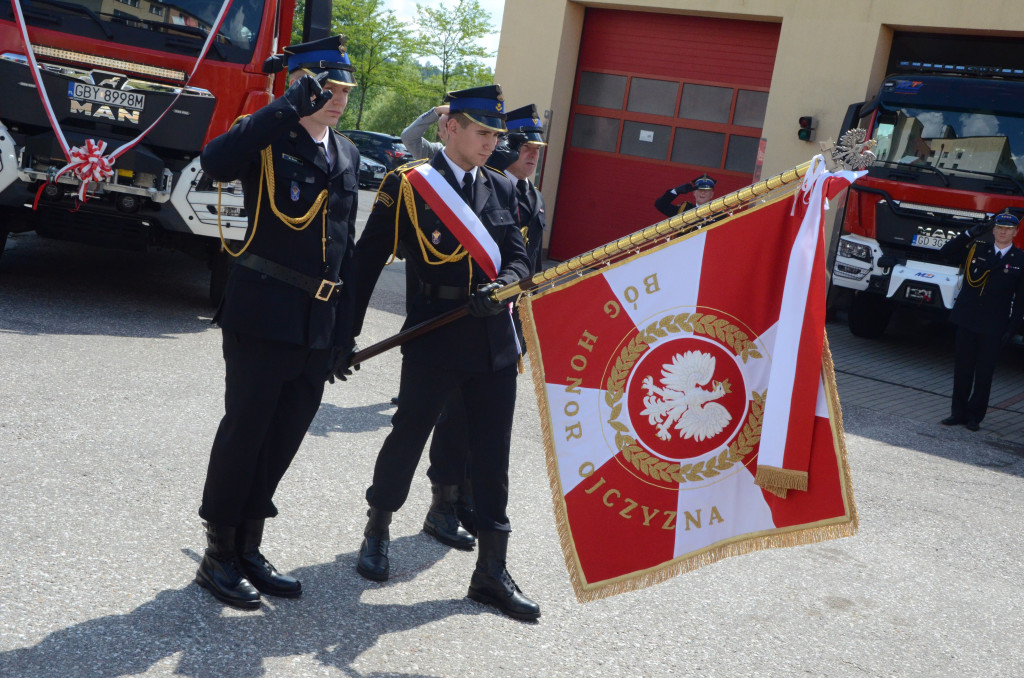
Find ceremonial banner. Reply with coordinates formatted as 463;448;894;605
521;162;860;602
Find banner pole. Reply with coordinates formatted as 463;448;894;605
350;133;876;365
493;158;815;302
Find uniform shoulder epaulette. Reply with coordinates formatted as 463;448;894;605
393;158;429;174
482;165;515;185
230;113;251;128
336;132;357;148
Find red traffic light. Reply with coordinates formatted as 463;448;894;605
798;115;816;141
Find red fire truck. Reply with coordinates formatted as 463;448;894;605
829;61;1024;338
0;0;327;301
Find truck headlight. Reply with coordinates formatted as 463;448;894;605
838;239;873;262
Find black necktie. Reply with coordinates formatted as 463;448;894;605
318;142;331;170
517;179;532;214
461;172;474;205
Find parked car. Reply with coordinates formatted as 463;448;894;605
358;155;387;189
341;130;414;170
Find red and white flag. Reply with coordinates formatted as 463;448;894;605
521;159;861;601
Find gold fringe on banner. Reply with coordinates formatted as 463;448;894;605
754;466;809;496
518;269;859;605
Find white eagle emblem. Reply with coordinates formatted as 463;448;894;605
640;350;732;442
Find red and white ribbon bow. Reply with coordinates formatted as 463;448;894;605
11;0;233;204
56;140;116;201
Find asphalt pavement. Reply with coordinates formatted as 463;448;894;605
1;196;1022;677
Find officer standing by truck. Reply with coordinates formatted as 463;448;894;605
194;35;361;610
939;208;1024;432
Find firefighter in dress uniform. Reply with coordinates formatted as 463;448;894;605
939;208;1024;432
654;173;717;217
422;104;549;540
194;35;361;610
350;85;540;621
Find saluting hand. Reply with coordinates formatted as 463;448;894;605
284;71;333;118
966;221;994;239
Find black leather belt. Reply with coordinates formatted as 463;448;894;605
419;282;470;300
237;253;342;301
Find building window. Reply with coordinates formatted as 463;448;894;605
116;0;141;7
679;84;733;123
733;90;769;128
672;128;725;167
150;4;164;16
577;72;627;110
725;135;760;173
570;114;620;152
621;121;672;160
626;78;678;117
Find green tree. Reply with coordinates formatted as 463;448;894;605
333;0;415;129
413;0;493;98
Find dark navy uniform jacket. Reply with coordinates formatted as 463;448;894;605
201;96;360;350
514;179;546;274
654;193;695;218
940;231;1024;337
353;151;530;373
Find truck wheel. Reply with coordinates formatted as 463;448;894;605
209;248;234;307
848;292;891;339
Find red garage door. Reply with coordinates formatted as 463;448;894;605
549;9;781;260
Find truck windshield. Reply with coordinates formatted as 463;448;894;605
18;0;264;63
872;104;1024;183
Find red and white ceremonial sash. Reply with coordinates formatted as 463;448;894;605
756;159;866;494
405;163;502;280
10;0;233;201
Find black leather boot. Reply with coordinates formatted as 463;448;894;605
467;530;540;621
423;483;476;550
454;479;477;537
236;519;301;598
195;522;261;610
357;507;392;581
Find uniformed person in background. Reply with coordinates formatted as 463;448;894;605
401;104;450;160
654;173;716;217
939;208;1024;432
350;84;540;621
194;35;361;610
422;103;549;539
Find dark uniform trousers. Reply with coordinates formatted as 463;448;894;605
372;361;517;531
425;178;545;495
202;332;331;524
198;94;360;526
352;152;529;534
940;232;1024;424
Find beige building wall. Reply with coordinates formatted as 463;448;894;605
494;0;1024;237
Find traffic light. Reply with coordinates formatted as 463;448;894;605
798;116;816;142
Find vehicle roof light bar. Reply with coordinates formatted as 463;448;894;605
896;59;1024;78
32;45;187;82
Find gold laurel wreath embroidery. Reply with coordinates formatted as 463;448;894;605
605;313;765;483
